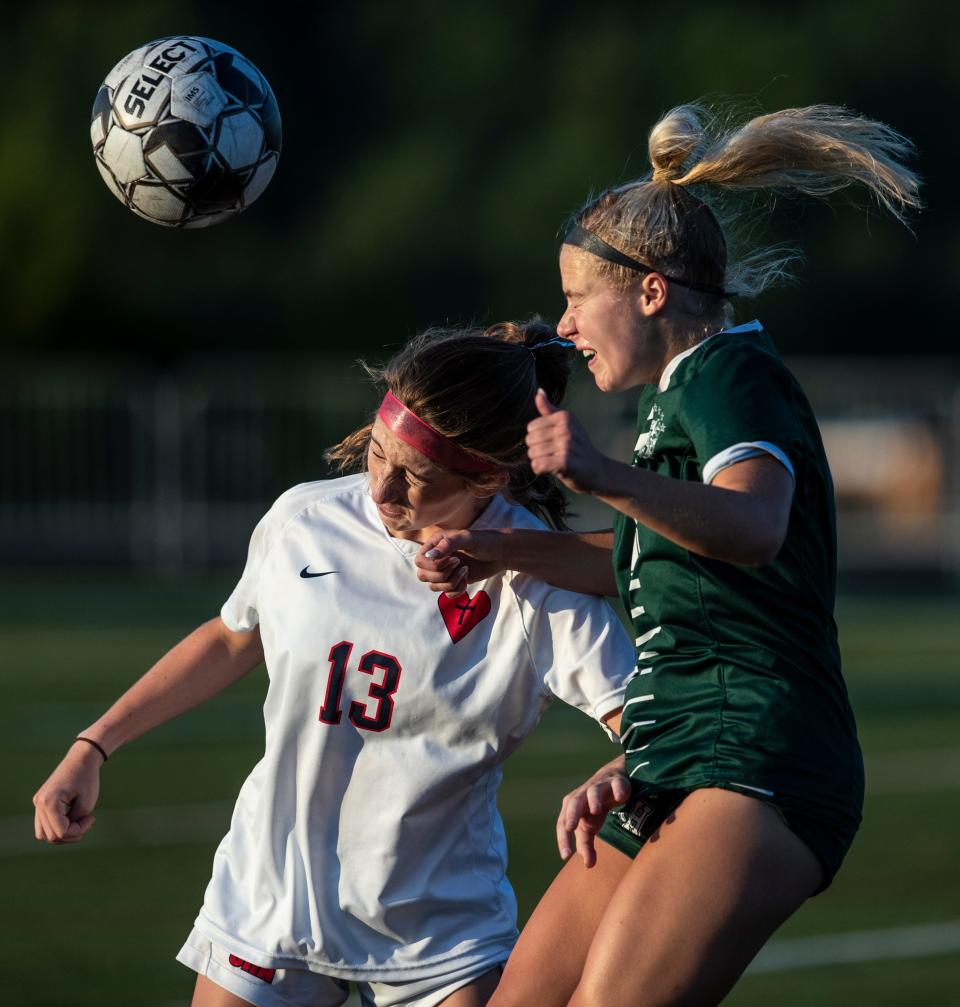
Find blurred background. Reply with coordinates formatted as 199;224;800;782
3;1;958;1004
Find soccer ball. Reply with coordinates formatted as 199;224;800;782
90;36;281;228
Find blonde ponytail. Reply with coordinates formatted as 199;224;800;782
674;104;921;223
573;100;921;307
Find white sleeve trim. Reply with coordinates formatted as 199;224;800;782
219;603;258;633
702;441;795;485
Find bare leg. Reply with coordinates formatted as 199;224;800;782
438;966;503;1006
191;973;256;1007
569;788;823;1007
489;839;633;1007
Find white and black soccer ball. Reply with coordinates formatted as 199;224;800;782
90;36;281;228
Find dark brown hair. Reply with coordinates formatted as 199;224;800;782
326;319;573;528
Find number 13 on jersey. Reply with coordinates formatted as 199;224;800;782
319;641;403;733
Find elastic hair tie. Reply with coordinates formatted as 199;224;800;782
563;224;735;299
75;736;108;762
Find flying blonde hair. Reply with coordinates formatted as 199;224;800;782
572;102;922;310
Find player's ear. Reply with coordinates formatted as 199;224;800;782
637;272;669;315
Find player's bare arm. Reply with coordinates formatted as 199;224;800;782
33;618;262;845
415;527;617;596
527;390;793;567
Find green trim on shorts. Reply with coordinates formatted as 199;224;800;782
597;781;858;894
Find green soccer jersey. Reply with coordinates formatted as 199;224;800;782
614;321;863;831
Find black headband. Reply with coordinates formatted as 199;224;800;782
563;224;733;299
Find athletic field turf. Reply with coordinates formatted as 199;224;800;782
4;575;958;1006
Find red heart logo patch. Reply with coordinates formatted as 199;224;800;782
438;590;491;643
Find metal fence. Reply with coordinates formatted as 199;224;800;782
2;355;958;577
0;356;372;571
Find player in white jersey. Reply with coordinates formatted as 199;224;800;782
32;320;633;1007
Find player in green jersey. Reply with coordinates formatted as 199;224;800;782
416;102;921;1005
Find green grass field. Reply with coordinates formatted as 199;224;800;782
4;576;958;1006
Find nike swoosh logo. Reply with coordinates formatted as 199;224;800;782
300;567;337;579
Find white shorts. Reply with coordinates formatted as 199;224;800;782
177;927;504;1007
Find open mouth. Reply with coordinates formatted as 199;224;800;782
583;349;597;366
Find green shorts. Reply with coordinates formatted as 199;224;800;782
597;780;857;894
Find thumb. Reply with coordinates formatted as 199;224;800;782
422;530;470;560
419;534;448;560
65;815;96;839
535;388;558;416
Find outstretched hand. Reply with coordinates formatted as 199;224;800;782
415;530;506;595
33;742;103;845
526;390;610;496
557;755;631;868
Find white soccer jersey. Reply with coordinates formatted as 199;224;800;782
195;474;632;982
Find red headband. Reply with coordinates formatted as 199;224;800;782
377;392;501;475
